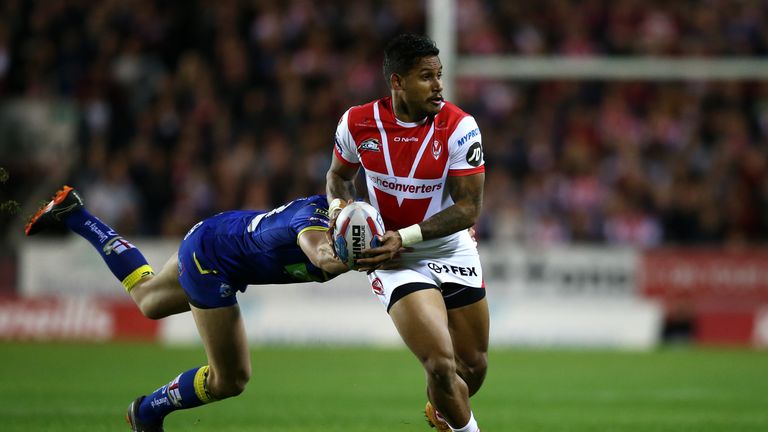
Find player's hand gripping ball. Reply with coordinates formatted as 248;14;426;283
333;201;385;270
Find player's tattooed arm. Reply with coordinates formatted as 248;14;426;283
325;156;358;203
420;173;484;241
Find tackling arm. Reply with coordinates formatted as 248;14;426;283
298;229;349;275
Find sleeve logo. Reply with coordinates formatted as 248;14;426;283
456;128;480;147
466;142;483;167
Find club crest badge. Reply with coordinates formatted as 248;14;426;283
359;138;381;152
219;283;233;298
371;277;384;296
432;140;442;159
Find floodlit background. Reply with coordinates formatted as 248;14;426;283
0;1;767;430
2;0;767;347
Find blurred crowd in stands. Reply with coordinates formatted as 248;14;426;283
1;0;767;248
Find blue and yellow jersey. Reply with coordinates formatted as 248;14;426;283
177;195;335;308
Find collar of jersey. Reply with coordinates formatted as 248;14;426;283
390;100;444;128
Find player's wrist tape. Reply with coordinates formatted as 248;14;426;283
397;224;423;247
329;198;343;216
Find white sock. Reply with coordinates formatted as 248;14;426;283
450;412;479;432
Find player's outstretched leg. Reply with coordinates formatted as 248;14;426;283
26;185;188;319
25;185;155;293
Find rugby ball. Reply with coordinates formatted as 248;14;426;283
333;201;386;270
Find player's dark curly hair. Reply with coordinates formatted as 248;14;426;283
383;33;440;87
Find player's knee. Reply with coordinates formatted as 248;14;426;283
209;368;251;399
458;352;488;395
130;280;165;320
138;303;164;320
135;297;171;320
462;351;488;378
424;354;457;388
220;377;249;398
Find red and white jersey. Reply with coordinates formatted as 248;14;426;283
334;97;484;254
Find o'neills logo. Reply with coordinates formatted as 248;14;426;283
367;174;443;194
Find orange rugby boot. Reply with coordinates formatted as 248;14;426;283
24;185;84;235
425;401;451;432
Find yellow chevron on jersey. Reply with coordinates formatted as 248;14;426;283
193;252;218;275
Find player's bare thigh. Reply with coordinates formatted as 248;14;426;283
388;289;454;361
130;252;190;319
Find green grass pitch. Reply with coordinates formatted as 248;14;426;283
1;343;766;431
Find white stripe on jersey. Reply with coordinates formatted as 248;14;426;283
372;102;394;177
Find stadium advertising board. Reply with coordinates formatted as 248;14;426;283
18;241;658;347
641;249;768;303
0;296;157;341
20;241;768;347
641;249;768;346
480;245;660;348
481;245;637;298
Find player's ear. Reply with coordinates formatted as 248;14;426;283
390;73;404;90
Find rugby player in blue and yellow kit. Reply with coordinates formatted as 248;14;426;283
25;186;348;431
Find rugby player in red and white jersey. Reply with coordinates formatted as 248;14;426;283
326;34;487;432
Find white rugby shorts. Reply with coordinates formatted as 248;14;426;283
367;230;485;310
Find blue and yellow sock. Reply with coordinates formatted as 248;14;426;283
62;208;153;291
138;365;215;423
